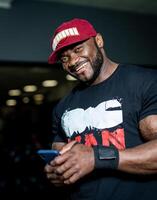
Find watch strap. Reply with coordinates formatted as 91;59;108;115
93;145;119;169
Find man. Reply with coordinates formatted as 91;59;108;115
45;18;157;199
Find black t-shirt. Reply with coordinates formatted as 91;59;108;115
51;64;157;200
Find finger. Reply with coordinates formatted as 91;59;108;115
59;140;78;154
47;172;65;187
64;172;81;185
54;159;73;175
44;164;55;173
47;172;59;180
49;177;65;186
50;150;73;166
62;164;79;180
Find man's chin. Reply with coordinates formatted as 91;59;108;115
78;77;95;85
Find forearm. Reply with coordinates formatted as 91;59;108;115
118;139;157;174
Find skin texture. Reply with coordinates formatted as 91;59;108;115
44;33;157;186
119;115;157;174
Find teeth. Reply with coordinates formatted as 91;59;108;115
76;62;87;72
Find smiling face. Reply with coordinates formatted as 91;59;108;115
59;34;104;85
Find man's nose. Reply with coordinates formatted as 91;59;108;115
69;53;80;67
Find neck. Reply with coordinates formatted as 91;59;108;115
91;58;119;85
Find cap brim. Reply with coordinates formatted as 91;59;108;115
48;51;58;64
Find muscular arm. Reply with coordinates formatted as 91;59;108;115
118;115;157;174
46;115;157;185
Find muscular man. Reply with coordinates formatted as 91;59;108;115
44;18;157;200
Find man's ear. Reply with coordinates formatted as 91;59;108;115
95;33;104;48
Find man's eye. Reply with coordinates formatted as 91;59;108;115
61;57;69;63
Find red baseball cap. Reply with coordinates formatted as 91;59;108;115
48;18;97;64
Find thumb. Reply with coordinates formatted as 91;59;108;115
59;140;78;154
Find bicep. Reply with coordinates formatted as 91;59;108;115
139;115;157;141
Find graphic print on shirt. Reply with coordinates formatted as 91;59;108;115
61;99;126;150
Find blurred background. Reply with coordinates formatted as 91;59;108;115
0;0;157;196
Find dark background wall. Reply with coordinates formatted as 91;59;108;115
0;0;157;65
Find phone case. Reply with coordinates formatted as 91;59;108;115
37;149;60;163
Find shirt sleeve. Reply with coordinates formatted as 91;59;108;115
140;78;157;120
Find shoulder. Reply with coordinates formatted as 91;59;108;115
119;63;157;84
120;63;157;75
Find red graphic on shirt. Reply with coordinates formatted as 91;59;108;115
68;128;125;150
101;128;125;150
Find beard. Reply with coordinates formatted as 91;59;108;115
85;44;104;85
67;41;104;85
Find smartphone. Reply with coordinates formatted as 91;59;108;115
37;149;60;163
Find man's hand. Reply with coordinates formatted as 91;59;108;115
44;142;65;187
44;163;65;187
50;142;95;185
44;141;80;187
